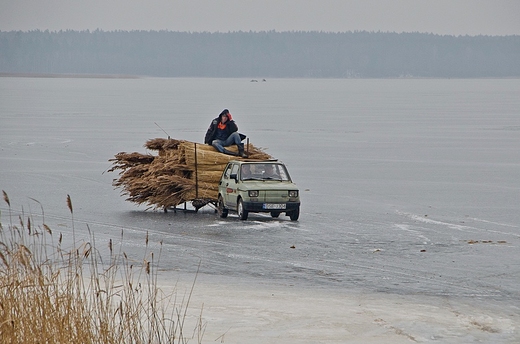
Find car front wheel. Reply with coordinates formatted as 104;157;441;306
288;207;300;221
218;195;228;218
237;199;249;220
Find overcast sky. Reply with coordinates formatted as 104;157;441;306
1;0;519;36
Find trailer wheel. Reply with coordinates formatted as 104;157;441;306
218;195;228;218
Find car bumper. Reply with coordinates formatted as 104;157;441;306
243;201;300;212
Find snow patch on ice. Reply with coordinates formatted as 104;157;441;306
206;221;227;227
470;217;518;228
393;223;431;243
396;211;473;232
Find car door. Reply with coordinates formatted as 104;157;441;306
223;163;240;209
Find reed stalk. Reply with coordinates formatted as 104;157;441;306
0;192;204;344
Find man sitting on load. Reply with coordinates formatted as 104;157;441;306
204;109;247;157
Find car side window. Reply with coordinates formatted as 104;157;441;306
223;164;233;179
231;164;239;176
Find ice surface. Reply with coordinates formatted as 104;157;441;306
165;274;519;343
1;77;519;342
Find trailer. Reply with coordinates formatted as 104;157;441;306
108;138;273;212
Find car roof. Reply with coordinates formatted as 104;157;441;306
230;159;280;165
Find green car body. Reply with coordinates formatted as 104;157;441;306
217;160;300;221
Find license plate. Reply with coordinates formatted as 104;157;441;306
263;203;286;210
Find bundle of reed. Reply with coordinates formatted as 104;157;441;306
109;138;273;210
115;172;196;208
108;152;155;171
180;141;272;167
180;142;273;200
144;138;182;156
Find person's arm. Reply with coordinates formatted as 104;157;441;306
204;120;217;144
228;120;238;133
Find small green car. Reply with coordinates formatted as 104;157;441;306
217;160;300;221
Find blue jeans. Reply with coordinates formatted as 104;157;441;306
212;132;243;154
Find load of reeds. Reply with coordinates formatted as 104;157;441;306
109;138;272;210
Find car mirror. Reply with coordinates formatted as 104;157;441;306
230;173;238;182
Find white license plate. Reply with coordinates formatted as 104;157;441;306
263;203;286;210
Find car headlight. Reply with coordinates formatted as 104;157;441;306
249;190;259;197
289;190;298;198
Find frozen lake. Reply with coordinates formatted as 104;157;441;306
1;77;519;342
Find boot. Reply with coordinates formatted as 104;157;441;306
238;144;248;158
222;148;238;156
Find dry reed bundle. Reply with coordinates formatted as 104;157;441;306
108;152;155;172
144;138;183;156
142;175;196;208
180;142;272;167
113;164;151;184
182;180;218;200
110;138;273;209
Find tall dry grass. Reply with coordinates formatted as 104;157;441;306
0;191;205;343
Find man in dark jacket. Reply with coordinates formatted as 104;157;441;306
204;109;247;157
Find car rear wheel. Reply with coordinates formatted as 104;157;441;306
237;199;248;220
288;207;300;221
218;195;228;218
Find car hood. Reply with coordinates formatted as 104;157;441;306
239;180;298;190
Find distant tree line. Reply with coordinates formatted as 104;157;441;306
1;30;519;78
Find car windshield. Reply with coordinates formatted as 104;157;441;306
241;163;291;181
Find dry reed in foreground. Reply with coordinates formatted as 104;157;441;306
0;191;205;344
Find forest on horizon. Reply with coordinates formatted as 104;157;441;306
1;30;519;78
